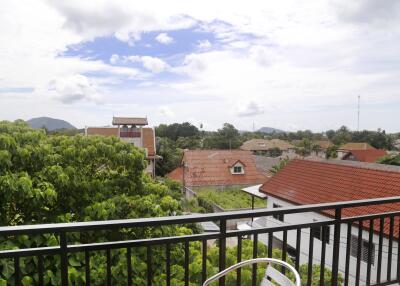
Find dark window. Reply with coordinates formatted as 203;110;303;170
233;166;242;173
350;235;375;265
272;203;284;222
311;226;330;244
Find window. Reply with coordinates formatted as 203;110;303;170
233;166;242;173
272;203;284;222
311;226;330;244
350;235;375;265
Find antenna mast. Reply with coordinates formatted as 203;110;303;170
357;95;360;131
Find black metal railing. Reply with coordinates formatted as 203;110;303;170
1;196;400;285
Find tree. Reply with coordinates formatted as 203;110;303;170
155;137;183;176
155;122;199;141
378;154;400;166
203;123;242;149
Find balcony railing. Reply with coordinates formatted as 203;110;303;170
1;196;400;286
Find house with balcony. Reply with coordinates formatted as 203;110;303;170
85;116;158;176
254;159;400;286
240;139;296;157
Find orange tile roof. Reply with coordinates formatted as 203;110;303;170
142;128;156;156
339;142;375;151
260;159;400;236
167;166;183;182
86;127;119;137
168;150;268;186
343;149;387;163
241;139;294;151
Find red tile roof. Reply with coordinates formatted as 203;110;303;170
167;150;268;186
260;159;400;236
343;149;387;163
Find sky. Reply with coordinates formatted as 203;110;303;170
0;0;400;132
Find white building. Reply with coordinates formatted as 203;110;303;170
252;159;400;285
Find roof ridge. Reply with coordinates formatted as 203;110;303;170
300;158;400;174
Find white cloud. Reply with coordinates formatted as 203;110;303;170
155;32;174;44
49;74;103;104
197;39;212;50
112;54;169;73
235;101;264;117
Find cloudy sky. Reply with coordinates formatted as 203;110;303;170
1;0;400;132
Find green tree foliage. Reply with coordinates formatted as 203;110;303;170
155;122;199;141
0;120;186;284
155;137;183;176
203;123;242;149
378;154;400;166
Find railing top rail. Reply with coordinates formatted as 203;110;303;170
1;196;400;236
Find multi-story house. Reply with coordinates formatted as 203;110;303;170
85;117;158;177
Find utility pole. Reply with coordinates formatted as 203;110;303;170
357;95;360;131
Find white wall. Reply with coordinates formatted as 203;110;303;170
254;196;398;286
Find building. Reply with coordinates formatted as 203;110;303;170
255;159;400;286
337;142;375;159
240;139;295;157
311;140;334;158
167;149;268;189
342;149;387;163
85;116;158;176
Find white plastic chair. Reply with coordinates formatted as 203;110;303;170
202;258;301;286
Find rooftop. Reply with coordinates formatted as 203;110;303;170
240;139;294;151
260;159;400;235
112;117;148;126
168;149;268;186
342;149;387;163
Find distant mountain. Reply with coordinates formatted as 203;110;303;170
27;117;76;131
257;127;285;134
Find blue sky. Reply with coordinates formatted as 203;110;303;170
1;0;400;132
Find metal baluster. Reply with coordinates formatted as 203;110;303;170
38;255;44;286
344;222;351;286
295;228;301;271
282;230;287;274
60;232;68;286
268;232;273;258
319;226;326;286
252;234;258;286
307;227;314;286
387;216;394;281
237;236;242;286
377;217;384;284
14;256;20;286
367;219;374;286
355;221;363;286
219;219;227;286
185;241;189;286
331;208;342;286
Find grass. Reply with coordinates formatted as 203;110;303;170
195;186;266;210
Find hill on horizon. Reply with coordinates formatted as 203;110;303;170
257;126;285;134
27;117;76;131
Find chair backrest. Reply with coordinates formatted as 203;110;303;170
203;258;301;286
